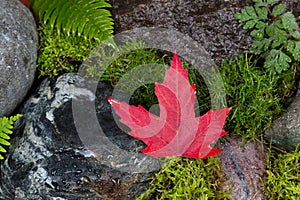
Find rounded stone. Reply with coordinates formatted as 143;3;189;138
0;73;159;199
265;80;300;152
0;0;38;117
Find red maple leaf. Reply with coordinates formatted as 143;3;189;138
108;53;231;159
19;0;30;8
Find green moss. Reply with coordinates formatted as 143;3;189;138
87;42;210;112
137;157;230;200
219;55;285;139
37;24;99;77
264;148;300;199
89;42;166;108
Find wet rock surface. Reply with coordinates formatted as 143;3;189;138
0;0;38;117
217;136;266;200
111;0;254;64
0;73;160;199
111;0;300;64
265;80;300;152
113;0;255;62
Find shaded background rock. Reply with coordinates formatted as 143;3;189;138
216;136;266;200
0;0;38;117
110;0;300;64
111;0;253;64
0;73;161;199
265;81;300;152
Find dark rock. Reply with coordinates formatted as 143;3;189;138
216;136;266;200
111;0;254;64
265;80;300;152
0;0;38;117
0;73;161;199
111;0;300;65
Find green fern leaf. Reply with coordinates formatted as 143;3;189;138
0;114;22;160
30;0;114;41
0;146;7;153
292;42;300;61
265;49;291;73
272;4;286;17
281;12;298;31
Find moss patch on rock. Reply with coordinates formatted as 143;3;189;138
137;157;230;200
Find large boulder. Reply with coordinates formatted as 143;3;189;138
0;0;38;117
0;73;161;199
265;80;300;152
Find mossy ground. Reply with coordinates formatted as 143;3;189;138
36;23;300;199
137;157;230;200
264;147;300;199
219;55;292;140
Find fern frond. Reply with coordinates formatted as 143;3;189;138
30;0;114;41
0;114;22;160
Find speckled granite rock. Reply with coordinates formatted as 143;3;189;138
217;136;266;200
265;80;300;152
0;73;161;200
0;0;38;117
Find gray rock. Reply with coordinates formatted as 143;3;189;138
111;0;300;64
0;73;161;199
0;0;38;117
265;80;300;152
111;0;254;64
216;136;266;200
